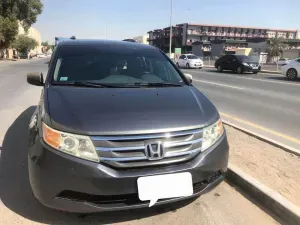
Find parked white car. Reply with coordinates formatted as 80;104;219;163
176;54;203;69
37;54;47;58
281;58;300;80
276;58;290;66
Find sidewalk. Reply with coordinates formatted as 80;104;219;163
225;125;300;207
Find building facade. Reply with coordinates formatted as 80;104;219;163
7;23;42;58
131;35;149;44
148;23;300;57
18;24;42;54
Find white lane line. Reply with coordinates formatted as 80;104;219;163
193;79;244;90
185;70;300;86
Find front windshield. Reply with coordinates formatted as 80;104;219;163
187;55;198;59
52;45;185;86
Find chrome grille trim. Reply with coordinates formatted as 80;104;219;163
91;128;202;141
96;146;144;152
95;138;202;152
92;128;203;168
99;148;201;162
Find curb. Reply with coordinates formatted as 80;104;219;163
222;119;300;157
227;163;300;225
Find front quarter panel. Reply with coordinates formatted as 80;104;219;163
28;88;49;160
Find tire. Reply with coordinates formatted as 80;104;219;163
186;63;190;69
217;65;223;72
286;68;298;80
237;66;243;74
176;63;180;68
253;71;258;74
199;67;202;69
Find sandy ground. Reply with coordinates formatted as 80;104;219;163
226;125;300;207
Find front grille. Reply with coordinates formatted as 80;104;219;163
91;128;203;169
56;171;222;206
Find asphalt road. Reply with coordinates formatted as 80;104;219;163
0;59;280;224
183;68;300;150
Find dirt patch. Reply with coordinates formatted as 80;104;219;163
225;125;300;207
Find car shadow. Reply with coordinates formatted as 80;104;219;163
0;106;196;225
203;68;259;75
263;76;300;83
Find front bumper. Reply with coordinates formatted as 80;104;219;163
28;134;229;213
190;63;203;68
244;65;261;72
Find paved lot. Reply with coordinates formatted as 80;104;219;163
0;60;281;224
183;68;300;150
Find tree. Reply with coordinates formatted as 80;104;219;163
0;0;43;31
41;41;49;47
0;16;19;50
266;38;288;58
12;34;38;53
0;0;43;55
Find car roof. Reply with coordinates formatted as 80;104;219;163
56;39;156;50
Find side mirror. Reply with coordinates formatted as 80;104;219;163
184;73;193;83
27;72;44;86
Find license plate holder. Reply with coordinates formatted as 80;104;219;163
137;172;193;206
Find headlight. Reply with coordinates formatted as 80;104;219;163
42;122;99;162
202;119;224;152
242;62;249;66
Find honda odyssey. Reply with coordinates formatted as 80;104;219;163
27;39;229;213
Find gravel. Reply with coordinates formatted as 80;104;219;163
226;125;300;207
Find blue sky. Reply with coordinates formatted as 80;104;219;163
35;0;300;43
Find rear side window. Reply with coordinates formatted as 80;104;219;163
52;45;185;85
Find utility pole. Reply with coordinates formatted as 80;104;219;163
169;0;173;58
105;22;107;40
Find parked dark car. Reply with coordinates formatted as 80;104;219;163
215;54;261;74
27;40;229;213
15;53;30;59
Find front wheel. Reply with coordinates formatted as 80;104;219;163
199;67;202;69
237;66;243;74
176;63;180;68
217;65;223;72
186;63;190;69
253;71;258;74
286;68;298;80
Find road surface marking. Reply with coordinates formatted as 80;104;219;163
194;79;244;90
186;70;300;86
220;112;300;144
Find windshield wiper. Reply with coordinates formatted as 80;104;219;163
72;81;120;88
133;82;183;87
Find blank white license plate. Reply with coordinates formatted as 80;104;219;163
137;172;193;206
252;67;258;69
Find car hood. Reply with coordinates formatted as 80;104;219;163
45;86;218;135
243;61;259;65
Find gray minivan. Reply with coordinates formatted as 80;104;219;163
27;39;229;213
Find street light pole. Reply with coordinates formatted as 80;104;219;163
105;22;107;40
169;0;173;58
